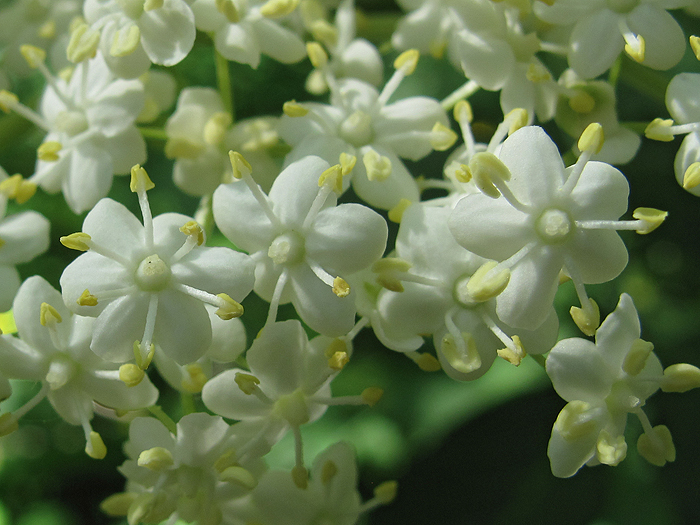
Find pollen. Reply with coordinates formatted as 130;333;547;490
632;207;667;234
332;276;350;297
216;0;240;23
644;118;674;142
569;298;600;336
180;220;205;245
363;150;391;181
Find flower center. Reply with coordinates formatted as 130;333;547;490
535;208;573;244
55;110;89;137
135;254;172;291
46;354;77;390
339;110;374;147
606;0;637;13
268;231;305;266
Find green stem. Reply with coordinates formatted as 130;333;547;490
617;57;668;105
147;405;178;434
138;126;168;141
215;49;234;120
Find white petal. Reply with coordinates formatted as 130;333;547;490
91;292;150;362
666;73;700;124
103;126;148;174
567;229;628;284
62;142;113;214
628;4;685;71
153;212;196;260
215;23;261;67
0;265;20;312
351;146;420;210
546;338;614;403
202;368;272;419
569;10;623;79
13;276;70;354
452;29;514;91
254;18;306;64
82;369;159;410
547;404;606;478
674;133;700;196
154;288;211;364
0;211;50;265
139;0;196;66
594;293;640;370
82;198;144;262
86;79;145;137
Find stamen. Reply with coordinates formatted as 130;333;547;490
266;268;289;326
67;22;101;63
661;363;700;393
82;418;107;459
388;198;412;223
140;293;159;352
618;19;645;63
441;79;480;111
570;297;600;336
282;100;309;117
228;151;282;229
130;165;155;251
260;0;299;19
405;351;441;371
377;49;419;108
0;90;51;130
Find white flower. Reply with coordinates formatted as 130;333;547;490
60;167;255;365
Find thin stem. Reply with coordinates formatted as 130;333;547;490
147;405;178;435
215;50;234;120
138;126;168;141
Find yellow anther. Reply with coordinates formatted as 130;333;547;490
228;151;252;180
624;34;645;64
497;335;526;366
133;340;155;370
328;350;349;371
219;466;258;489
394;49;419;75
119;364;145;387
644;118;674;142
332;276;350;297
310;20;338;48
429;40;446;59
86;430;107;459
372;257;412;292
577;122;604;154
144;0;164;10
58;67;75;83
339;152;356;176
99;492;137;517
682;162;700;190
110;24;141;57
453;99;473;124
321;460;338;484
306;41;328;69
138;447;174;471
282;100;309;117
180;220;205;246
596;429;627;466
61;232;92;251
38;20;57;39
622;338;654;376
181;363;208;393
569;298;600;337
637;425;675;467
430;122;458;151
568;90;596;114
361;387;384;407
363;149;392;181
0;174;36;204
409;351;441;372
0;413;19;437
388;198;412;223
554;400;597;441
215;293;244;320
292;465;308;489
0;90;19;113
690;35;700;61
20;44;46;68
319;164;343;193
441;332;482;373
632;207;667;234
469;152;511;198
526;61;552;83
14;179;37;204
234;372;260;395
324;338;347;359
661;363;700;393
466;261;510;302
504;108;529;135
164;138;205;159
260;0;299;18
374;481;398;504
37;141;62;161
454;164;472;184
216;0;240;23
204;112;233;146
40;302;63;327
130;164;155;192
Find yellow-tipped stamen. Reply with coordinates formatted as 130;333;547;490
454;164;471;183
216;0;240;22
393;49;419;76
144;0;164;10
306;41;328;69
321;460;338;484
578;122;604;154
454;99;473;124
133;340;156;370
318;164;343;194
468;151;511;199
497;335;526;366
138;447;174;471
67;22;100;63
622;339;654;376
20;44;46;69
661;363;700;393
637;424;675;467
39;302;62;327
100;493;137;517
130;164;155;192
554;400;597;441
260;0;299;18
179;220;205;246
430;122;458;151
372;257;413;293
38;19;57;39
332;276;350;297
0;90;19;113
361;387;383;407
682;162;700;190
406;351;441;372
37;141;62;161
283;100;309;117
632;207;667;234
526;61;552;83
504;108;529;135
60;232;92;251
310;20;338;48
219;466;258;489
690;35;700;61
644;118;675;142
623;32;645;63
164;137;205;159
388;198;412;223
181;363;208;393
328;350;350;371
339;152;356;176
119;364;145;387
86;430;107;459
215;293;244;320
0;413;19;437
466;261;511;302
229;151;252;180
110;24;141;57
234;372;261;395
374;480;398;504
569;298;600;337
291;464;308;489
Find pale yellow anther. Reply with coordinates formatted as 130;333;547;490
569;298;600;337
181;363;208;393
144;0;164;10
0;174;36;204
99;493;137;517
466;261;510;302
690;35;700;61
14;179;37;204
58;67;75;83
180;220;205;246
637;425;675;467
164;138;205;159
229;151;252;180
569;90;596;114
61;232;92;251
283;100;309;117
321;460;338;484
644;118;675;142
119;363;145;387
40;302;63;327
622;338;654;376
38;20;57;39
453;99;473;124
497;335;526;366
372;257;412;293
469;152;511;198
332;276;350;297
363;149;392;181
204;112;233;146
213;448;238;473
310;20;338;48
339;152;356;176
306;41;328;69
624;34;645;64
132;340;156;370
328;350;349;371
0;90;19;113
67;22;101;63
430;122;458;151
429;40;446;59
215;293;244;320
388;198;412;223
324;338;347;358
505;108;529;135
632;207;667;234
661;363;700;393
394;49;419;75
554;400;597;441
235;372;260;395
20;44;46;68
220;466;258;489
578;122;604;154
454;164;472;184
411;352;441;372
292;465;309;489
37;141;62;161
374;481;398;505
216;0;240;23
526;61;552;83
319;164;343;194
682;162;700;190
596;429;627;466
138;447;174;471
130;164;155;192
260;0;299;18
361;387;383;407
110;24;141;58
86;431;107;459
0;413;19;437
